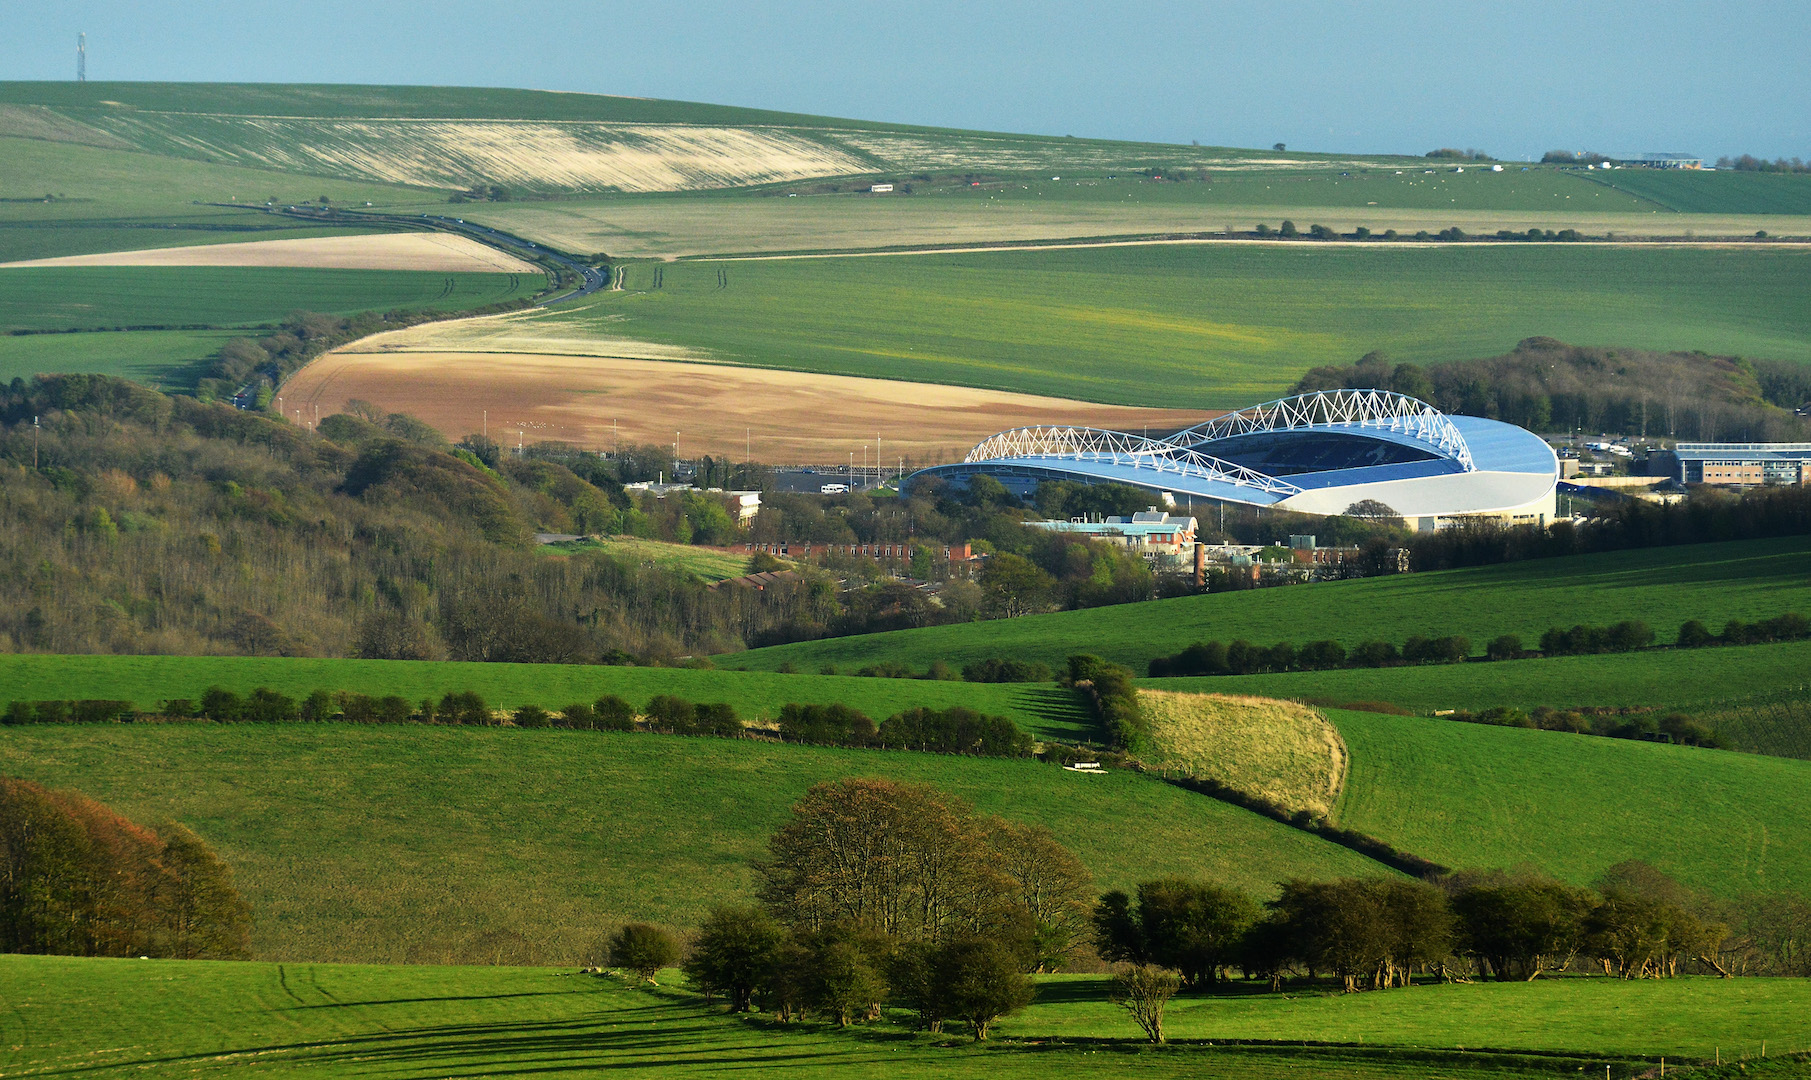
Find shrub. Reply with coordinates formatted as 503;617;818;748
694;702;743;737
299;689;336;722
1486;634;1523;661
854;660;915;679
438;690;489;725
777;702;875;746
199;686;243;722
962;658;1053;683
70;700;134;723
644;695;696;734
1675;620;1713;648
876;706;1033;757
513;704;553;728
1298;640;1347;670
609;923;679;982
1148;641;1226;678
340;694;377;723
1067;654;1144;750
560;702;599;729
161;698;198;719
594;695;636;731
681;905;784;1011
1349;640;1399;667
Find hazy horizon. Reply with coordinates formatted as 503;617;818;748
5;0;1807;161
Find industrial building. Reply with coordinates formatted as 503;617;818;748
1672;443;1811;486
907;390;1559;532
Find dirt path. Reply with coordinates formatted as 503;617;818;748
279;347;1211;463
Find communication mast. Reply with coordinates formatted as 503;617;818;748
76;33;86;82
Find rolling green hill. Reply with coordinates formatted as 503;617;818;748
0;653;1097;741
0;725;1388;963
508;245;1811;407
1589;169;1811;216
1325;708;1811;898
737;536;1811;676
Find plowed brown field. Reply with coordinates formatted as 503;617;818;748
278;348;1210;463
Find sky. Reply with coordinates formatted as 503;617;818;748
5;0;1807;160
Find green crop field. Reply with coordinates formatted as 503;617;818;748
1324;708;1811;897
0;327;240;386
738;536;1811;675
1151;639;1811;721
488;245;1811;409
5;955;1701;1080
0;725;1386;962
0;266;538;333
0;653;1096;740
1589;169;1811;216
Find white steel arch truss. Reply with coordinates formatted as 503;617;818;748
963;425;1304;496
1173;390;1475;471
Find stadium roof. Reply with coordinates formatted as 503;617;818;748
908;389;1558;521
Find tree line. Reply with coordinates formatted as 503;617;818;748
1294;339;1811;444
597;778;1811;1046
607;779;1096;1039
0;686;1044;761
0;778;250;959
1092;860;1811;1042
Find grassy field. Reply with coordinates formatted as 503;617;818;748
1138;691;1345;818
484;245;1811;409
0;327;239;386
1008;972;1808;1061
0;266;538;333
0;725;1387;962
1589;169;1811;215
543;536;761;582
738;536;1811;676
1152;639;1811;718
1325;708;1811;897
1;955;1688;1080
0;653;1096;740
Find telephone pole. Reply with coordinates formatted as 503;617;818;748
76;34;86;82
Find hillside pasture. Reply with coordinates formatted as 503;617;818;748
0;652;1095;739
0;266;539;333
1151;639;1811;722
0;328;238;387
1;955;1669;1080
737;536;1811;676
1325;708;1811;898
462;244;1811;410
0;725;1389;962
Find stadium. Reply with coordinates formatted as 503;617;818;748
907;390;1559;531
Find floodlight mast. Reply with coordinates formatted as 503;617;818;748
76;34;86;82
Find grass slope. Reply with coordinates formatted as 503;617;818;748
1152;639;1811;718
1010;973;1808;1061
0;726;1388;962
0;266;537;333
0;955;1668;1080
0;653;1094;740
543;535;757;582
1589;169;1811;216
1326;708;1811;897
738;536;1811;677
0;328;239;387
534;245;1811;408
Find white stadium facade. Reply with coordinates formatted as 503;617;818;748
906;390;1559;531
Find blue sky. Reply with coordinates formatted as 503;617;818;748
6;0;1806;160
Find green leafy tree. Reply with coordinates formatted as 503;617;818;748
682;905;785;1012
931;935;1033;1040
609;923;680;981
